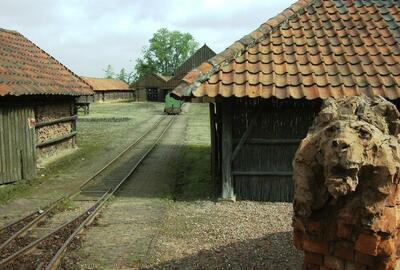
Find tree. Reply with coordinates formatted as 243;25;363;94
132;28;199;81
117;68;128;82
103;64;115;79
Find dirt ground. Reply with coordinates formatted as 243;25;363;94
63;104;301;270
0;102;164;226
0;102;300;269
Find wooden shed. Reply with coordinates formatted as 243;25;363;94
81;77;133;102
0;28;93;184
131;45;216;102
173;0;400;201
131;73;171;102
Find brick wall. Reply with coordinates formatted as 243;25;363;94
292;96;400;270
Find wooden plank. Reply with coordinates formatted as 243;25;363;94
209;103;217;193
221;99;235;200
36;131;77;148
35;115;77;128
232;171;293;176
231;109;261;163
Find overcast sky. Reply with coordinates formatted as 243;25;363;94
0;0;296;77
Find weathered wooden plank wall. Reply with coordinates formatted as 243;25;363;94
232;98;321;202
0;106;36;184
94;91;135;102
214;97;321;202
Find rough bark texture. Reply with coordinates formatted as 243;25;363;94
35;102;75;161
292;96;400;269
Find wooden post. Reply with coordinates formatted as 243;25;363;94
209;102;217;194
221;99;235;201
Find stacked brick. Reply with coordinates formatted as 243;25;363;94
292;96;400;269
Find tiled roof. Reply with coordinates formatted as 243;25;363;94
81;77;130;91
173;0;400;100
0;28;93;96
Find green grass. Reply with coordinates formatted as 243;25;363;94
174;104;215;201
0;101;164;206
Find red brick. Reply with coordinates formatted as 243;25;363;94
334;241;354;261
294;230;304;250
303;238;330;254
303;263;320;270
377;238;395;257
337;222;352;240
293;218;306;233
354;263;368;270
354;251;376;266
371;207;397;234
355;233;380;256
304;251;324;265
307;220;322;234
324;255;345;270
376;256;397;270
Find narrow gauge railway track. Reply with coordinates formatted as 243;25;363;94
0;114;176;270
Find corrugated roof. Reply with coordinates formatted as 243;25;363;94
81;77;130;91
173;0;400;100
0;28;93;96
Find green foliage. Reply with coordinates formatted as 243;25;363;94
103;64;115;79
117;68;128;82
132;28;199;81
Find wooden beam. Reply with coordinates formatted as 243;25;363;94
233;138;301;145
36;131;77;148
233;171;293;177
221;100;235;200
231;109;261;163
35;115;77;128
209;103;217;192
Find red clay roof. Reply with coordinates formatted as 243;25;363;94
0;28;93;96
81;77;130;91
173;0;400;100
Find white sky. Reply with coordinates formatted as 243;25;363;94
0;0;297;77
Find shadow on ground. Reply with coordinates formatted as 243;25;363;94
142;231;301;270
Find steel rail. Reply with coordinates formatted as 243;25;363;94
0;115;167;250
45;115;176;270
1;115;177;270
0;191;110;266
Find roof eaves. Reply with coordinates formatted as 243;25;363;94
173;0;317;97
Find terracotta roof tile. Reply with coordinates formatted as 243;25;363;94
81;77;130;91
0;28;92;96
173;0;400;100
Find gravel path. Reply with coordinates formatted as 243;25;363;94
145;201;302;270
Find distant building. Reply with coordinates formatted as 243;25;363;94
81;77;133;102
131;73;171;102
0;28;93;184
131;44;216;102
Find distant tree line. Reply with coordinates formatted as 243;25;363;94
103;28;199;84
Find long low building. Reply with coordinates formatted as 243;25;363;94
81;77;134;102
0;28;93;184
